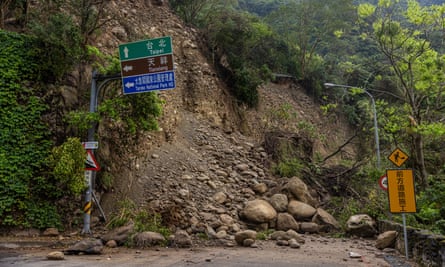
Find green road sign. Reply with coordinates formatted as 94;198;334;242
119;36;172;61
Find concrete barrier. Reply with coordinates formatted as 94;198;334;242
378;220;445;266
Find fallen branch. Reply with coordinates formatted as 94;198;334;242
322;132;358;163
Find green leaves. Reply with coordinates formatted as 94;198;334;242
98;91;163;136
0;30;60;228
358;3;376;18
48;138;86;196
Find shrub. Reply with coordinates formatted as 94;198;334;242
272;158;303;178
47;137;86;197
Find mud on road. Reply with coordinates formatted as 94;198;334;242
0;236;418;267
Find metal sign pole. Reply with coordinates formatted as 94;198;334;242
402;213;409;259
81;71;121;234
82;170;93;234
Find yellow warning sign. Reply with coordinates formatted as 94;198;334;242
387;169;416;213
388;148;409;167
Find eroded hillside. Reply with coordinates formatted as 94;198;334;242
88;0;357;233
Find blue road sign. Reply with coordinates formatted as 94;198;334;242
122;71;175;94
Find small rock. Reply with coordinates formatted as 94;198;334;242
276;240;289;246
215;230;227;239
213;192;227;204
133;231;165;247
105;240;117;248
289;239;301;249
172;230;192;248
47;251;64;260
235;230;257;245
252;183;268;194
348;251;362;258
43;228;59;237
243;238;255;247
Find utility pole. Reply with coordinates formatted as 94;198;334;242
324;83;381;169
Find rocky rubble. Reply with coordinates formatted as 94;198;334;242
96;111;344;251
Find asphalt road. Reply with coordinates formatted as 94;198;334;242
0;238;417;267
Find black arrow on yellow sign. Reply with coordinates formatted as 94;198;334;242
388;148;409;167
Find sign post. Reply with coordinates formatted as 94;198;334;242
82;72;121;235
386;148;415;259
81;37;176;234
119;36;175;94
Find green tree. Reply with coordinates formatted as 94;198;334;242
358;0;445;189
266;0;356;80
170;0;237;26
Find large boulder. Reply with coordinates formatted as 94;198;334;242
346;214;377;238
299;222;320;233
270;230;305;244
133;231;166;247
286;177;318;207
375;231;397;249
312;208;340;231
276;213;300;231
235;230;257;246
240;199;277;223
269;194;288;212
101;223;134;245
171;230;192;248
287;200;316;220
64;238;103;255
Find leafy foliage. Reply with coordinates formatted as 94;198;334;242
272;158;303;178
27;12;83;82
0;30;55;228
416;178;445;234
358;0;445;189
98;90;164;136
47;137;86;197
173;1;296;107
107;199;171;245
106;199;137;229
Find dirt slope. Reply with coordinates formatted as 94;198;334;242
93;1;358;231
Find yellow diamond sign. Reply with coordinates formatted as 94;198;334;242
388;148;409;167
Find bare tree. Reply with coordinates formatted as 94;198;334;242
0;0;12;29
